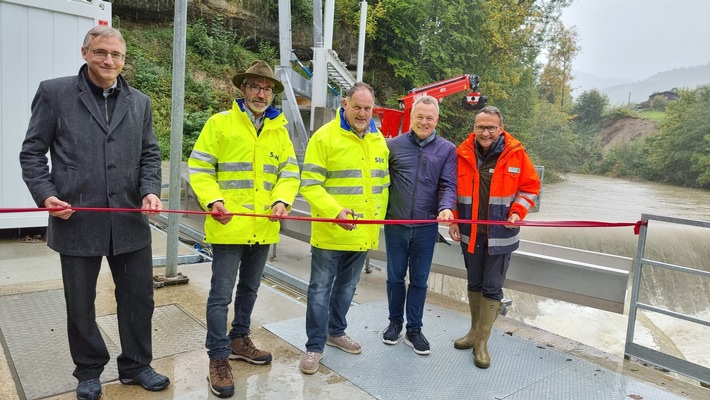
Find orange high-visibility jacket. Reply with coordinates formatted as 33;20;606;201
455;131;540;255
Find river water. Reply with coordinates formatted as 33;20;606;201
531;173;710;223
432;173;710;374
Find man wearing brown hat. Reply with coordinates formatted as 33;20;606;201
188;60;300;398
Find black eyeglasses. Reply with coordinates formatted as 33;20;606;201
244;83;274;96
474;125;499;133
86;48;125;61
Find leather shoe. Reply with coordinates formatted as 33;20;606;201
76;378;102;400
120;367;170;391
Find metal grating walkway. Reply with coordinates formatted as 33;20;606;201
264;300;685;400
0;289;205;400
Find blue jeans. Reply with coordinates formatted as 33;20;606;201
461;235;511;301
384;223;438;333
305;247;367;353
205;244;269;359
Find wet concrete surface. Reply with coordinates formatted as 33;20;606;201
1;169;708;399
0;226;378;400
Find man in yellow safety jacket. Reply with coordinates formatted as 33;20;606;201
188;60;300;398
298;82;390;374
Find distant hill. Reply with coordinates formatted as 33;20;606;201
570;71;631;98
570;62;710;105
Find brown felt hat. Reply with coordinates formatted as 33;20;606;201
232;60;284;94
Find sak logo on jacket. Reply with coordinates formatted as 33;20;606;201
375;157;385;164
270;152;280;161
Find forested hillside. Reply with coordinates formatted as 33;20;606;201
112;0;710;189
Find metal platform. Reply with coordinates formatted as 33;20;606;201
264;300;685;400
0;289;205;400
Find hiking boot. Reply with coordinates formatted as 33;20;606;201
326;334;362;354
382;320;403;345
299;351;322;375
229;336;273;365
76;378;101;400
208;358;234;398
404;330;431;355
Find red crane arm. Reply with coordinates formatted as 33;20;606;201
398;74;477;110
373;74;486;138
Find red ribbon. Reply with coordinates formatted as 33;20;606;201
0;206;647;234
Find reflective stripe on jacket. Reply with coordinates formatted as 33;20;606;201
300;108;390;251
456;131;540;255
188;99;300;244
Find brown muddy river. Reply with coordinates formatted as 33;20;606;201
530;173;710;223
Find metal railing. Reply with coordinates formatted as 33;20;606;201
281;198;633;313
624;214;710;385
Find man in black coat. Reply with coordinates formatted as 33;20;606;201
19;26;169;400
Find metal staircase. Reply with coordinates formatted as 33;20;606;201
325;49;355;93
274;66;310;161
275;0;356;162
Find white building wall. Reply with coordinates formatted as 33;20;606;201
0;0;111;228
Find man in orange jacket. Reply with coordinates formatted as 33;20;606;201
448;106;540;369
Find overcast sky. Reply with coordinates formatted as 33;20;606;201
560;0;710;80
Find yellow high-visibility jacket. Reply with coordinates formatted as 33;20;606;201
300;108;390;251
188;100;300;244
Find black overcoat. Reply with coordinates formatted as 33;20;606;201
19;65;161;256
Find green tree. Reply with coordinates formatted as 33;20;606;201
539;21;579;108
594;140;650;178
649;94;669;111
572;89;609;137
645;86;710;187
525;100;578;172
368;0;571;143
692;132;710;187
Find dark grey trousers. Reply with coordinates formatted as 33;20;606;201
461;235;511;301
60;245;154;382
